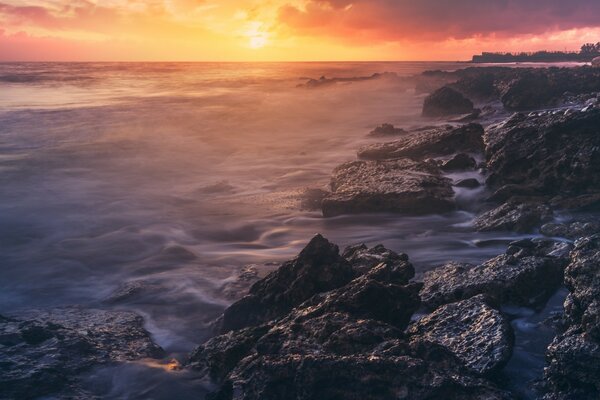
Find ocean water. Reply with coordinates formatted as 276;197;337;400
0;62;561;398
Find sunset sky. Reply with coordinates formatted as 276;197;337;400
1;0;600;61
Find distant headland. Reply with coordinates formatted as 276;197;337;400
472;42;600;63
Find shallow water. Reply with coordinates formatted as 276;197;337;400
0;62;566;398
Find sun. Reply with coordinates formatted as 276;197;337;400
249;36;268;49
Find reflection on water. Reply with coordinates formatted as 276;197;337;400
0;62;553;398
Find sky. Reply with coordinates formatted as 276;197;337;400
1;0;600;61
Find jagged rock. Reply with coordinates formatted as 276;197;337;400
342;243;414;281
408;295;513;375
423;86;475;117
440;153;477;171
485;110;600;204
210;352;514;400
420;239;569;310
455;178;481;188
473;201;553;233
188;324;271;382
358;123;484;161
541;220;600;240
368;123;406;137
322;159;455;217
0;308;164;399
542;235;600;399
501;71;556;110
216;235;354;333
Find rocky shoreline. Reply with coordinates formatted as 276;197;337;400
2;65;600;399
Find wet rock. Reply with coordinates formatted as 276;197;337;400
299;187;329;211
210;352;514;400
541;220;600;240
500;71;556;110
0;308;164;399
104;280;165;304
358;123;484;161
541;235;600;399
423;86;475;117
342;243;413;281
216;234;354;333
368;123;406;137
322;159;455;217
455;178;481;188
593;57;600;67
408;295;514;375
440;153;477;171
485;110;600;204
420;240;569;310
473;201;553;233
188;324;271;382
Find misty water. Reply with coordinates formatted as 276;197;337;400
0;62;569;398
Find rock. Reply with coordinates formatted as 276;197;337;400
541;235;600;399
500;71;555;110
322;159;455;217
408;295;514;376
420;240;569;310
485;110;600;203
342;243;414;281
543;327;600;400
422;86;475;117
592;56;600;67
473;201;553;233
440;153;477;171
299;188;329;211
210;352;514;400
455;178;481;188
368;123;406;137
358;123;484;161
0;308;164;399
216;234;354;333
541;220;600;240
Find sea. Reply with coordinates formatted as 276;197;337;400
0;62;580;398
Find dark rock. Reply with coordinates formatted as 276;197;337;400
455;178;481;188
423;86;475;117
211;352;514;400
500;71;556;110
299;188;329;210
541;220;600;240
216;234;354;333
0;308;164;399
368;123;406;137
440;153;477;171
358;123;485;161
593;57;600;67
342;243;413;281
408;295;514;375
485;110;600;202
473;201;553;233
188;324;271;382
420;240;569;310
542;235;600;399
322;159;455;217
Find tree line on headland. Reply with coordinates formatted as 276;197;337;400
472;42;600;63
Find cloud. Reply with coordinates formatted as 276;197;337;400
278;0;600;42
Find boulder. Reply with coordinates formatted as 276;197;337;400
211;352;514;400
541;220;600;240
500;71;555;110
420;239;569;310
473;201;553;233
216;235;354;333
592;56;600;67
342;243;414;281
322;159;455;217
358;123;485;161
368;123;406;137
440;153;477;171
0;308;164;399
485;110;600;203
408;295;514;376
422;86;475;117
542;235;600;399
